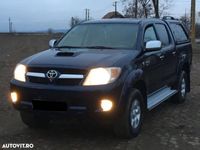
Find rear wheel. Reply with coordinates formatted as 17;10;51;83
173;71;187;103
114;89;144;139
20;111;50;128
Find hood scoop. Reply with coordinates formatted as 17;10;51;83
56;51;76;57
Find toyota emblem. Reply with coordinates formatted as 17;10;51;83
46;70;59;82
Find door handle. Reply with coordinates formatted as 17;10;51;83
172;51;176;55
142;60;151;67
160;55;165;59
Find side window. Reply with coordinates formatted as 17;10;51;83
144;26;157;43
170;23;188;42
155;24;170;47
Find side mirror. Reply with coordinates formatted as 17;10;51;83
49;39;57;48
145;40;162;52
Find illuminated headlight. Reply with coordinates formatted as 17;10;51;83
83;67;121;86
14;64;27;82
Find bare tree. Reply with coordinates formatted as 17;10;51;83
180;15;190;30
152;0;172;18
122;1;137;18
159;0;172;17
122;0;153;18
122;0;172;18
140;0;151;18
152;0;159;18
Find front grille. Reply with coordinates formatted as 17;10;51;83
27;67;86;86
28;77;49;84
28;76;82;86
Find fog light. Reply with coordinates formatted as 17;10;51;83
101;99;113;112
11;92;18;103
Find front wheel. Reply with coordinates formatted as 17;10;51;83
114;89;144;139
172;71;188;103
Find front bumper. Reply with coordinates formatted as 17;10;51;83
10;80;123;121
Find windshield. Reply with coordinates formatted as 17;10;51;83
57;23;138;49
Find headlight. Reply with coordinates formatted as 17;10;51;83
83;67;121;86
14;64;27;82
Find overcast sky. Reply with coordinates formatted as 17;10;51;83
0;0;199;32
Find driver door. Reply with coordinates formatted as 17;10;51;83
142;25;166;94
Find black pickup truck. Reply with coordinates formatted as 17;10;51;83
10;18;192;138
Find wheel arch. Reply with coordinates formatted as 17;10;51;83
118;69;147;114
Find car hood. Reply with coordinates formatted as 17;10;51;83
21;48;140;69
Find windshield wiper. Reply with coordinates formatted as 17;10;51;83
84;46;115;49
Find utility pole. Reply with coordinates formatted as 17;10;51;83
10;22;13;33
85;9;88;21
191;0;196;45
135;0;138;18
185;8;187;27
8;17;12;33
85;9;90;21
113;1;118;16
87;9;90;20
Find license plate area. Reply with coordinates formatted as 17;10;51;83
32;100;67;111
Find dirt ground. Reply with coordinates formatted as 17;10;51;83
0;34;200;150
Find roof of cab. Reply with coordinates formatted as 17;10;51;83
82;18;166;24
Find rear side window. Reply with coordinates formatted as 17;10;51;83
155;24;170;47
144;26;157;43
169;23;188;43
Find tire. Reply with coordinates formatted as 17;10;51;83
114;89;145;139
172;71;188;103
20;111;50;128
